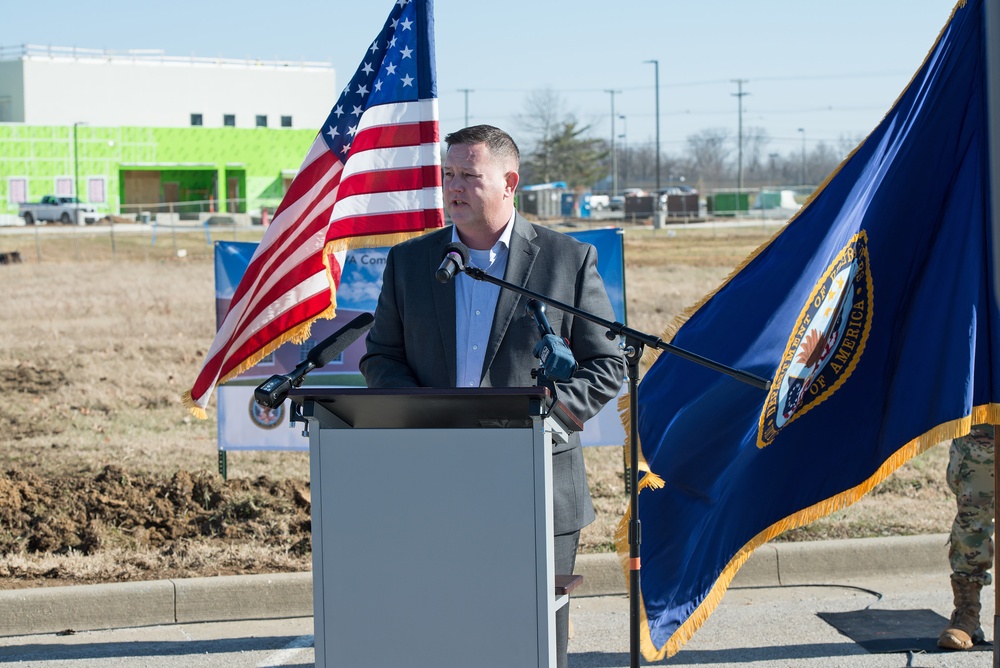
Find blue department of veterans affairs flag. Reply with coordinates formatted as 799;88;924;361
185;0;443;417
627;0;1000;659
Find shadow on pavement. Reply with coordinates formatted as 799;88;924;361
0;635;303;663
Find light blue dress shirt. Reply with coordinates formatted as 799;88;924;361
453;212;516;387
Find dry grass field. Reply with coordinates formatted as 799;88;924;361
0;222;954;589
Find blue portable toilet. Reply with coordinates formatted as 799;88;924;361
560;193;575;216
561;192;593;218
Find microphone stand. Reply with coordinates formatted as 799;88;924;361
461;264;770;668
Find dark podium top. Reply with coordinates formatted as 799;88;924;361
288;387;583;432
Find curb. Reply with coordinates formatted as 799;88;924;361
575;532;951;596
0;534;951;637
0;573;313;637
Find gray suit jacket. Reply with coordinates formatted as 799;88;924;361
360;213;625;534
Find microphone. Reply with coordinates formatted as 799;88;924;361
436;242;470;283
525;299;578;382
254;312;376;409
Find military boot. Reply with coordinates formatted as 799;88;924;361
937;577;985;650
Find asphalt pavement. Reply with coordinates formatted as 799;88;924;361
0;533;996;666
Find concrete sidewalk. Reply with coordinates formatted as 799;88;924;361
0;533;951;638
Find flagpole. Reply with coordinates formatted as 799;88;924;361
624;337;643;668
986;0;1000;665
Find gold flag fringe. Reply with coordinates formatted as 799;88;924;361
617;393;661;484
183;307;334;419
181;392;207;420
183;226;440;419
325;230;431;256
617;404;1000;661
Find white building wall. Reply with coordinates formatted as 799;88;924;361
15;52;336;130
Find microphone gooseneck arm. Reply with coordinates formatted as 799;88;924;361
462;265;771;391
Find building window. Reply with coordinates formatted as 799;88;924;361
88;178;106;204
8;178;27;204
281;115;292;128
223;114;236;127
0;97;11;122
55;177;73;196
256;115;268;128
190;113;203;126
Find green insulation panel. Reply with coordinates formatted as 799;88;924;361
0;124;316;216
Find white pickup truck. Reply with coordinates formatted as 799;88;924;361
588;194;610;211
19;195;102;225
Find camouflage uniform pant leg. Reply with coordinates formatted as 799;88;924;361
947;424;995;586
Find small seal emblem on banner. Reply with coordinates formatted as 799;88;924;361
249;398;285;429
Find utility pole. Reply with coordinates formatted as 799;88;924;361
605;89;622;195
458;88;474;127
732;79;749;193
619;114;628;191
798;127;806;185
644;59;660;194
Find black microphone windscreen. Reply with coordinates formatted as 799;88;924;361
308;312;376;367
442;241;470;267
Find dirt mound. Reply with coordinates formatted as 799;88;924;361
0;465;312;560
0;362;66;396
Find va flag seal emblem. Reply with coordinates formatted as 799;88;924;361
758;231;873;448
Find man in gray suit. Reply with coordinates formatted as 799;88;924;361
360;124;624;667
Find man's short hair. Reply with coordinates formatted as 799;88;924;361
445;125;520;170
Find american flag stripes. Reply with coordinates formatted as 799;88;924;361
185;0;442;417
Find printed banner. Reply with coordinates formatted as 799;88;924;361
216;227;627;451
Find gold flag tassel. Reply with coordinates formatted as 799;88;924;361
182;314;330;419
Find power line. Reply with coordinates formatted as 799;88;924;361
442;71;914;96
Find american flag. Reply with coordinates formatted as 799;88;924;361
185;0;443;417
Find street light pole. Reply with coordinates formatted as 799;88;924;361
606;89;621;195
644;59;660;194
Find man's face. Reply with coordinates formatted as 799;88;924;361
443;142;516;234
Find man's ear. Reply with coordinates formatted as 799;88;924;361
505;170;520;198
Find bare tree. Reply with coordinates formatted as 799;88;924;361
687;128;732;185
806;141;842;185
742;127;771;179
515;88;609;188
837;133;866;160
628;142;656;187
514;87;567;183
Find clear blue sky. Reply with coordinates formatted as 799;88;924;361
4;0;956;159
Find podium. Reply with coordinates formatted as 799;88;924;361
289;387;581;668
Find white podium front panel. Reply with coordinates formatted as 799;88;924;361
311;425;555;668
